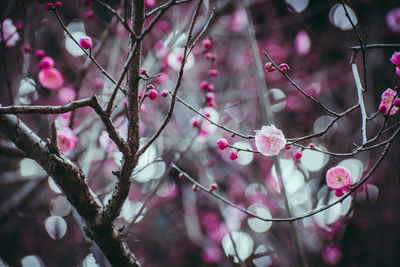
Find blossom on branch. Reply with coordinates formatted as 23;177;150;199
326;166;353;197
254;125;286;156
38;67;64;90
379;88;399;115
57;128;78;153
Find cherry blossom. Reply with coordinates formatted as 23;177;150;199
254;125;286;156
57;128;78;153
38;67;64;90
379;88;399;115
0;19;20;48
326;166;353;197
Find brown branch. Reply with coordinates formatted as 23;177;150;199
0;114;140;266
0;97;92;114
99;0;145;226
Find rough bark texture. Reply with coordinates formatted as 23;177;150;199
0;114;140;266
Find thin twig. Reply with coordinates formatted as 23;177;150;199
138;0;204;157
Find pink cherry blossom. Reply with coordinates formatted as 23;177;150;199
379;88;399;115
326;166;353;192
0;19;20;48
57;128;78;153
38;67;64;90
386;7;400;32
390;51;400;66
254;125;286;156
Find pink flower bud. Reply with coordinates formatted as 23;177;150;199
85;10;94;19
178;173;184;179
284;144;291;150
264;62;275;72
379;104;387;112
279;63;290;73
390;51;400;66
293;150;302;159
55;2;63;8
204;112;211;118
23;45;31;52
46;3;53;10
147;84;155;90
205;52;214;60
205;92;215;102
192;184;200;192
35;49;45;57
207;84;214;91
159;21;169;31
79;36;92;49
202;39;212;49
38;56;55;70
140;68;149;76
309;143;315;149
334;189;344;197
160;90;168;97
190;117;200;128
396;66;400;76
394;98;400;107
209;183;218;192
93;77;103;88
147;89;158;100
229;149;238;160
216;138;228;150
209;69;219;76
200;81;209;89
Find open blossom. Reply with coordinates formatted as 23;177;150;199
38;67;64;90
255;125;286;156
379;88;399;115
57;128;78;153
326;166;353;197
0;19;20;47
